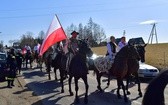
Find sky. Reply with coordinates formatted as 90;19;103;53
0;0;168;46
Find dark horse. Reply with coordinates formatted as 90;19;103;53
25;50;33;69
93;44;142;102
142;70;168;105
68;39;93;104
125;45;142;97
136;44;147;63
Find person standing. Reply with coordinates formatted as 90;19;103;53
16;49;23;74
106;36;117;60
6;48;17;88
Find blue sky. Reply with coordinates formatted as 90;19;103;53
0;0;168;45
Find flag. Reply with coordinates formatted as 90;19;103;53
39;15;67;55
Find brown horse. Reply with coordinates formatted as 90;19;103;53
125;45;142;97
68;39;93;104
142;70;168;105
93;44;142;102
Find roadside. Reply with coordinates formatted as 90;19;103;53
0;74;43;105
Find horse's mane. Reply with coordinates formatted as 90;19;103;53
142;70;168;105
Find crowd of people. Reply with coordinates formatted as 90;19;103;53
4;30;130;88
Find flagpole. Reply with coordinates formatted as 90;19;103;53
55;14;67;39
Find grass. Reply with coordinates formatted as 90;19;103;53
91;43;168;70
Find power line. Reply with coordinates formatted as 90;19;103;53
0;2;167;19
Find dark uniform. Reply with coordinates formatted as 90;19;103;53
16;51;23;74
6;48;17;88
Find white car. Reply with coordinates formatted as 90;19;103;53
138;62;160;78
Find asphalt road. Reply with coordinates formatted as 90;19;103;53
20;66;168;105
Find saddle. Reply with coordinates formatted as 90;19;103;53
94;55;114;73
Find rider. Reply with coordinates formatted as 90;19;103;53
106;36;117;60
68;31;79;55
117;36;127;52
66;31;79;71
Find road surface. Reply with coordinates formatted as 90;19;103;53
18;66;168;105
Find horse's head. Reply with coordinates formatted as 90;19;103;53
78;39;93;57
127;44;140;60
136;44;147;63
116;44;140;61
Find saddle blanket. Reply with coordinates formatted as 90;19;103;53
94;55;114;73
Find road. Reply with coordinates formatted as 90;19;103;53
19;66;168;105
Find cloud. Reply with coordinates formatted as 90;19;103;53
140;20;157;25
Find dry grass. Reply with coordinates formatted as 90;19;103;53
91;43;168;70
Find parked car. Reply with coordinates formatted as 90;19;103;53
87;54;160;78
87;54;99;70
0;52;7;81
138;62;159;78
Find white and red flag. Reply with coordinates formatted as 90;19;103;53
39;15;67;56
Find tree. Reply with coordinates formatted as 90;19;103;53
20;32;35;49
65;17;106;47
36;30;45;44
0;41;3;51
78;23;84;39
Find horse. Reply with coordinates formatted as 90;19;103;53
25;50;33;69
68;39;93;104
107;44;142;102
142;70;168;105
136;44;147;63
125;45;142;97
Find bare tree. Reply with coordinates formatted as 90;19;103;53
20;32;35;49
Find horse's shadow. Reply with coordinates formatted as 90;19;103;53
69;90;133;105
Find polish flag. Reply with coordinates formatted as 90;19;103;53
39;15;67;56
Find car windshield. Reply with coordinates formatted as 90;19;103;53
0;54;6;60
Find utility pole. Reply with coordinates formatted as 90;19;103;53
148;23;158;44
123;30;126;36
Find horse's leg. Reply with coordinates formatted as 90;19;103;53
82;75;89;104
107;72;111;87
40;60;43;72
120;79;128;102
117;78;122;99
30;59;32;68
54;67;58;81
59;68;64;93
126;75;131;95
26;58;28;68
135;73;142;97
68;75;73;96
74;77;80;103
47;65;51;80
96;71;103;92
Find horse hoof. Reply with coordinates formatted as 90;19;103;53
61;89;64;93
127;91;131;95
84;98;88;104
70;92;74;96
139;92;143;97
107;83;110;87
97;86;103;92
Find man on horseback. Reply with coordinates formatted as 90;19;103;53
106;36;117;60
66;31;79;72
